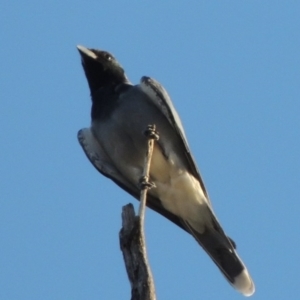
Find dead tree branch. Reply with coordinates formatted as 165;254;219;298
119;125;159;300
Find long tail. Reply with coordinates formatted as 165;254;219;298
184;220;255;297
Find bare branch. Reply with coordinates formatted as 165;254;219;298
139;124;159;229
119;124;159;300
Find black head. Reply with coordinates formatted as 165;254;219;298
77;45;129;95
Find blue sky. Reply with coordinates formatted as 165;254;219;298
1;1;299;299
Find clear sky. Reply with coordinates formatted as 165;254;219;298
1;1;299;299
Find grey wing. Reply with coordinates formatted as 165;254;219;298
78;128;136;192
139;76;210;201
77;128;188;232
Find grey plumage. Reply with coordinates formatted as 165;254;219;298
76;45;255;296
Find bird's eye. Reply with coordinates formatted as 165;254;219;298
105;54;112;61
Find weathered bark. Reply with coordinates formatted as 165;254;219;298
119;125;158;300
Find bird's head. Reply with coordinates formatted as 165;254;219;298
77;45;129;95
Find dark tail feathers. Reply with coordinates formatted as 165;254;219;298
185;221;255;297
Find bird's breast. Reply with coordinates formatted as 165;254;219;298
91;88;211;228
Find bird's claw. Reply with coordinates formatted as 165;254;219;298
139;176;156;190
144;125;159;141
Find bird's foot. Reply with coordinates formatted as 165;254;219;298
144;125;159;141
139;176;156;190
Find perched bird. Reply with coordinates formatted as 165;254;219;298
76;45;255;297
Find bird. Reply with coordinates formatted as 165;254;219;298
76;45;255;297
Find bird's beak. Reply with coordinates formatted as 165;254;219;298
77;45;97;60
